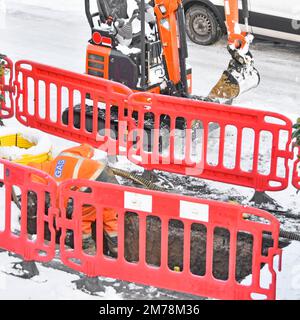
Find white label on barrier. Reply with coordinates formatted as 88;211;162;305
180;201;209;222
0;163;3;180
124;192;152;213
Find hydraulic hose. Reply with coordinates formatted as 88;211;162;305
262;229;300;243
110;167;166;192
278;230;300;242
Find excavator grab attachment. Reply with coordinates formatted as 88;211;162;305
209;44;260;101
209;0;260;101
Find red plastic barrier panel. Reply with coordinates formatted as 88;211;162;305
127;92;294;192
0;159;57;262
0;56;14;119
293;147;300;189
14;60;132;154
58;179;282;300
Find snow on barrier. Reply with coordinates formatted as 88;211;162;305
0;159;57;262
127;92;294;192
14;60;132;154
0;56;14;119
0;159;282;300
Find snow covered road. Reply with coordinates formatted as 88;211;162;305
0;0;300;300
2;0;300;116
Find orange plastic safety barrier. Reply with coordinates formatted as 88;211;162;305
0;56;14;119
12;59;297;193
0;159;57;262
127;92;294;192
58;179;282;300
0;159;282;300
14;60;132;154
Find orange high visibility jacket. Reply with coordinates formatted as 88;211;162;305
29;144;105;183
28;144;117;235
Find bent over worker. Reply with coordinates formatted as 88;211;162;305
28;144;118;255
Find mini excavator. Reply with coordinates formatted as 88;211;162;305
62;0;260;136
83;0;260;101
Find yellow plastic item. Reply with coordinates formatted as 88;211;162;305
0;133;52;165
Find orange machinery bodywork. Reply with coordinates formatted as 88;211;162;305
86;43;161;93
153;0;245;90
153;0;182;86
86;44;110;79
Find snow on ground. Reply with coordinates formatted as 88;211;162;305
7;0;84;14
0;1;300;300
242;241;300;300
275;242;300;300
0;251;122;300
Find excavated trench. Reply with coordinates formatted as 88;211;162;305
25;191;288;283
122;213;288;282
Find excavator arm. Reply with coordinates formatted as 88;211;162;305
153;0;190;96
225;0;250;49
154;0;259;101
154;1;181;85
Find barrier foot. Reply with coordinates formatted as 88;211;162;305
73;276;105;294
10;260;39;279
250;191;284;211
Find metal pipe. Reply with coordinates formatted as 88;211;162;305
241;0;250;32
85;0;94;29
140;0;147;89
177;3;189;95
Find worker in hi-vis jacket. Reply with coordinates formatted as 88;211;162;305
28;144;118;256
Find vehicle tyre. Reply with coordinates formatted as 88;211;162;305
185;5;222;45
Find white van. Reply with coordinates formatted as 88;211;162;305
183;0;300;45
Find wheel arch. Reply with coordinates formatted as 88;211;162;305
183;0;227;33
